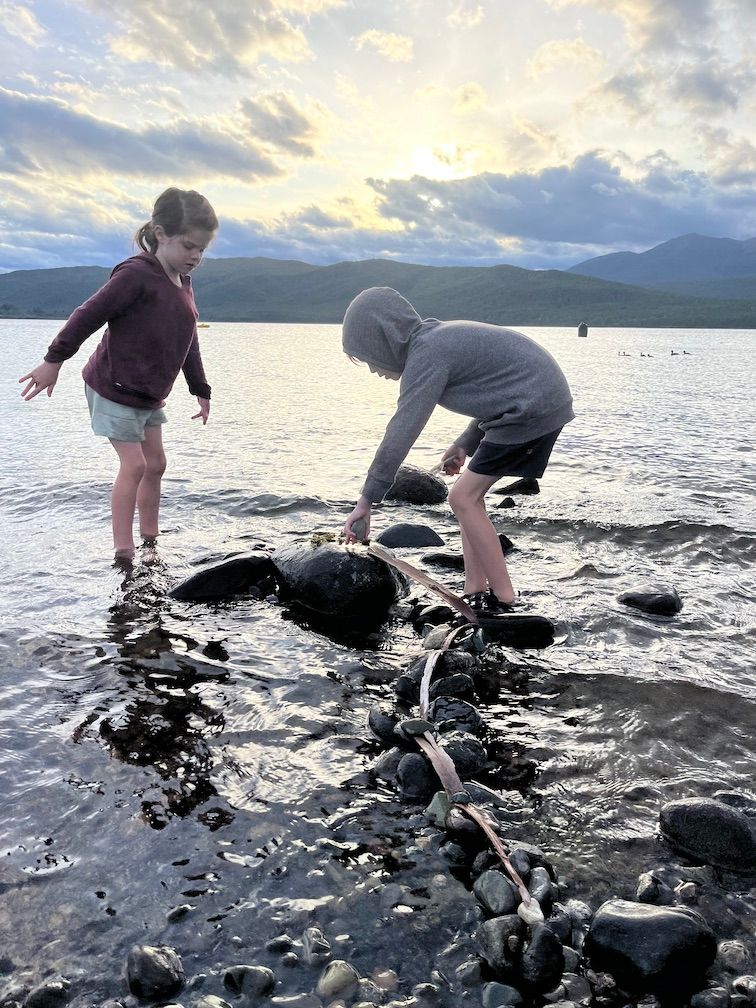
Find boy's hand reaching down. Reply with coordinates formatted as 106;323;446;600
440;445;466;475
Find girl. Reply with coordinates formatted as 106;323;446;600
19;187;218;561
341;286;575;614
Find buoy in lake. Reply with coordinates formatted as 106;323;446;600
578;321;588;338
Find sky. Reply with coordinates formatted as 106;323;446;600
2;0;756;272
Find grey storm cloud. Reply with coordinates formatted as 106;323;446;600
366;153;756;247
240;92;323;157
0;87;282;181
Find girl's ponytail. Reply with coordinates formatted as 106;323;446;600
134;221;158;253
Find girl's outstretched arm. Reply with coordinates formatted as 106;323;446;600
19;360;62;400
192;396;210;424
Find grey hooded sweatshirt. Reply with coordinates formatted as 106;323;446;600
342;287;575;502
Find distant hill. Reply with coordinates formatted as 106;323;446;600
1;253;755;327
568;233;756;293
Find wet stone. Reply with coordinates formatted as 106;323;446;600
732;976;756;1007
375;523;444;548
690;988;731;1008
397;752;437;802
270;995;323;1007
301;926;331;966
23;982;70;1008
368;704;402;745
618;587;682;616
193;998;232;1008
456;958;484;987
413;603;455;627
718;940;752;973
373;747;404;782
440;840;470;867
497;477;540;495
528;866;555;913
519;924;566;994
429;672;476;702
428;697;485;736
659;796;756;871
385;464;448;504
481;982;525;1007
544;903;573;945
636;871;673;905
223;965;277;997
474;870;520;916
127;945;186;1002
422;625;453;650
315;960;360;1001
477;914;526;976
584;899;717;994
439;731;488;776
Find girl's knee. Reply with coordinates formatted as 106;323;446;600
145;453;167;478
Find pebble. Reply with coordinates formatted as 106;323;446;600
193;998;232;1008
223;965;276;998
302;926;332;965
481;981;524;1007
126;945;186;1001
315;961;360;1001
690;988;731;1008
473;869;520;915
718;940;752;973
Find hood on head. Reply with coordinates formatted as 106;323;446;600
342;287;422;373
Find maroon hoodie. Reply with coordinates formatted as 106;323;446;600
44;252;211;409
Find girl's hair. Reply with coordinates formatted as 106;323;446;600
135;187;219;254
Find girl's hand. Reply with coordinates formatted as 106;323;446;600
192;397;210;424
440;445;466;475
344;496;372;543
19;361;62;400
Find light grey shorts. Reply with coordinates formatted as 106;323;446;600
85;384;167;442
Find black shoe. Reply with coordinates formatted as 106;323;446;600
484;590;517;614
461;591;489;613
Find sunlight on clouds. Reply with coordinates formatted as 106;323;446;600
453;82;487;114
527;37;604;78
353;29;414;62
446;3;485;29
406;144;481;180
0;1;46;46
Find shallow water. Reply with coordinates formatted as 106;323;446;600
1;320;754;1003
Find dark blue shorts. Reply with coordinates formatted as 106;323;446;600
467;428;562;479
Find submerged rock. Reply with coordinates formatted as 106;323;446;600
169;552;276;601
375;523;444;547
385;464;448;504
584;899;716;994
618;587;683;616
127;944;186;1001
494;477;540;495
659;796;756;871
271;541;406;620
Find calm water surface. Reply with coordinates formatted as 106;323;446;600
0;320;754;1002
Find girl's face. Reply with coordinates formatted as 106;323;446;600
368;364;400;381
155;226;215;279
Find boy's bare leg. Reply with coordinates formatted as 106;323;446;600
449;469;516;603
109;440;146;557
137;424;167;540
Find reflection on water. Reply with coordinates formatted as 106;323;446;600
0;320;754;997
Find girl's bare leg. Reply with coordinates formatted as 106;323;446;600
448;469;516;603
137;424;167;540
109;440;146;557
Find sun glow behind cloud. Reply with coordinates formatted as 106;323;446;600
0;0;755;271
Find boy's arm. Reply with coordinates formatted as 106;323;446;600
361;356;450;502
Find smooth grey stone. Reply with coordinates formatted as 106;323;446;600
265;934;294;953
439;840;469;866
718;940;752;973
429;672;476;702
272;541;406;620
270;995;323;1007
562;946;581;972
420;551;465;571
413;603;455;627
301;926;332;966
23;982;70;1008
713;791;756;817
397;752;437;802
732;976;756;1004
385;465;448;504
440;731;488;776
636;871;673;905
127;945;186;1001
618;587;682;616
474;870;520;915
167;904;196;922
425;791;451;827
223;965;276;997
690;988;732;1008
428;697;485;736
562;973;592;1003
169;552;275;601
482;982;524;1007
368;704;402;745
193;998;232;1008
660;797;756;871
455;958;483;987
476;915;525;975
544;903;573;944
584;899;717;994
527;866;554;912
519;923;565;994
375;523;444;548
508;849;531;882
315;960;360;1000
373;747;404;782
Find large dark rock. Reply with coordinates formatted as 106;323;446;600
271;542;406;620
477;915;526;977
126;944;185;1001
618;587;683;616
518;923;565;993
375;523;444;547
169;552;276;601
385;464;448;504
477;613;556;649
494;477;540;495
584;899;717;994
659;797;756;871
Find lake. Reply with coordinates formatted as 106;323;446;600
1;319;754;1005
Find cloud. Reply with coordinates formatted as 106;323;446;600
669;60;753;115
366;151;756;248
452;82;487;114
353;29;414;62
446;3;485;29
86;0;344;76
0;86;283;180
0;1;46;45
240;91;328;157
543;0;714;53
527;37;604;78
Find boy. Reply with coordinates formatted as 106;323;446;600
341;287;574;613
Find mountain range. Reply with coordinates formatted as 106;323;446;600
1;234;755;328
